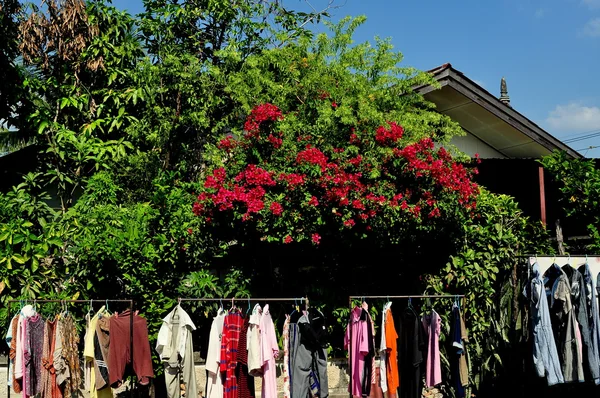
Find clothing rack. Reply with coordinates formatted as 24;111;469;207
176;296;310;311
346;294;466;390
6;299;134;398
348;294;466;311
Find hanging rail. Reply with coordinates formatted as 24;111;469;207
6;299;134;398
176;296;310;311
348;294;465;300
346;293;466;394
177;297;308;302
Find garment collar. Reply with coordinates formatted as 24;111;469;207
163;304;196;330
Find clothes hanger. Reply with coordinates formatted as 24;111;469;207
246;298;251;316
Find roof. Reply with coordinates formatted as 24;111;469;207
416;63;582;159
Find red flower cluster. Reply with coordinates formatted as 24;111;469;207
243;103;283;135
308;196;319;206
194;103;481;244
235;164;276;186
296;146;328;169
277;172;305;188
270;202;284;216
375;122;404;145
268;134;283;148
398;138;479;206
218;136;236;151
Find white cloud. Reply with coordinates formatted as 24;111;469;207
546;102;600;133
582;18;600;37
582;0;600;9
534;8;546;19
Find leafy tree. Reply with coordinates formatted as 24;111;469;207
541;150;600;250
192;17;473;246
0;0;28;150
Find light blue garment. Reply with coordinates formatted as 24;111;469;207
5;313;17;387
524;262;564;386
580;262;600;384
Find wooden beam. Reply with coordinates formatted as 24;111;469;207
539;166;547;226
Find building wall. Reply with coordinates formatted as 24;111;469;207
450;133;507;159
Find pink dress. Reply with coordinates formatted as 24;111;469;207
259;305;279;398
422;310;442;387
344;307;369;396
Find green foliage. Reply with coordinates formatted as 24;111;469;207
540;150;600;250
425;189;553;393
193;17;475;248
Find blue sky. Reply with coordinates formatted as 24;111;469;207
111;0;600;157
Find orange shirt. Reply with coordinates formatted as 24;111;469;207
385;309;399;395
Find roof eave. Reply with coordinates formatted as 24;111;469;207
418;65;583;159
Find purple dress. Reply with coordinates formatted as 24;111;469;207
422;310;442;387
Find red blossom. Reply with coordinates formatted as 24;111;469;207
375;122;404;146
268;134;283;148
331;101;338;108
270;202;283;216
187;228;193;235
218;137;236;150
278;173;305;188
344;219;356;228
308;196;319;206
352;199;365;210
428;208;441;218
237;165;276;186
284;235;293;244
243;103;283;135
349;133;360;145
311;233;321;245
296;147;328;169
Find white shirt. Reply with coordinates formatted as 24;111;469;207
206;308;226;398
248;304;263;376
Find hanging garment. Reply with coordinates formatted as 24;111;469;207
562;264;593;379
84;313;92;393
236;315;255;398
579;262;600;384
364;307;376;397
384;307;399;396
449;306;465;398
108;310;154;388
156;304;198;398
16;304;36;393
422;309;442;388
94;315;113;396
247;304;263;377
55;313;82;397
345;306;369;397
5;313;18;389
25;313;45;396
221;309;244;398
294;309;328;398
259;304;279;398
378;302;392;396
9;314;22;393
282;314;291;398
40;318;61;398
289;320;299;397
206;308;226;398
524;263;563;386
84;307;107;398
544;263;585;383
398;305;426;398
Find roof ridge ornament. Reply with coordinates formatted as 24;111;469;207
499;76;511;107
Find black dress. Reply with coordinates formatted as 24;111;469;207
398;305;427;398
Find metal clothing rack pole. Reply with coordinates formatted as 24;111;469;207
346;294;466;393
177;296;310;310
6;299;134;398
